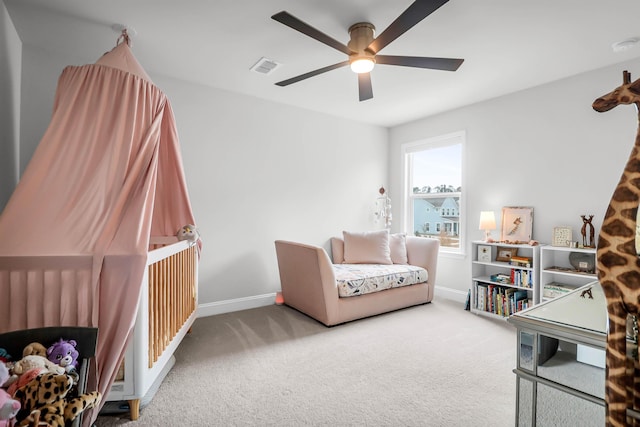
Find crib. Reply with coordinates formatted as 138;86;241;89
0;238;198;422
105;238;198;420
0;38;200;426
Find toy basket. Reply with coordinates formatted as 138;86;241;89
0;326;98;427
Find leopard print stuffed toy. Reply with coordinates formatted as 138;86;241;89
13;372;101;427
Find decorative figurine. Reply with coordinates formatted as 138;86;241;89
374;186;392;229
592;69;640;424
580;287;593;299
580;214;595;247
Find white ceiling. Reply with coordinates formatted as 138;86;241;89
5;0;640;127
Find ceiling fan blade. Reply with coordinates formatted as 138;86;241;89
376;55;463;71
358;73;373;101
367;0;449;54
275;61;349;86
272;11;354;55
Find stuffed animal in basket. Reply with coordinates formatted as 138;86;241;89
46;339;78;374
0;349;11;364
0;364;20;427
7;367;45;397
13;372;101;427
12;355;64;377
22;343;47;358
176;224;200;245
6;355;65;393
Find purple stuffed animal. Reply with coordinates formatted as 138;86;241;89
46;338;79;373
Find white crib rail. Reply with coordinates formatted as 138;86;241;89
146;240;197;367
109;238;198;420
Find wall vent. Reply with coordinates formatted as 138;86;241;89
250;57;281;75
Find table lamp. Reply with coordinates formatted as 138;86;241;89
479;211;496;242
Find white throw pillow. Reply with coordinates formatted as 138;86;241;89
342;230;392;264
389;233;408;264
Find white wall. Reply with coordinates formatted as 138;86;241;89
154;75;388;306
0;0;21;211
15;44;389;311
389;57;640;300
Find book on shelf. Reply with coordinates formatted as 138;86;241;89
509;256;532;268
489;273;511;284
476;283;487;311
542;282;574;299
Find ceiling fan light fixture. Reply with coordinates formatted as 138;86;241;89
350;57;375;73
348;22;376;74
271;1;464;101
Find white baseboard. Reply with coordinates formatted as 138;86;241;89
197;287;468;318
435;286;468;304
197;293;276;318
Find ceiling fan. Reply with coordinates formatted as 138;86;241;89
271;0;464;102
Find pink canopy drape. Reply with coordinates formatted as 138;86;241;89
0;41;197;424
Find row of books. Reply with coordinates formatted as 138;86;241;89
488;268;533;288
475;283;531;317
510;268;533;288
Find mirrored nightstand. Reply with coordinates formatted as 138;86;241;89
508;281;638;426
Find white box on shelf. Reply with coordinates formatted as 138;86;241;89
477;244;491;262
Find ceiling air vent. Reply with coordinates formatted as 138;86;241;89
250;57;281;75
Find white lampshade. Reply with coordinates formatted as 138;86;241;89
479;211;496;230
479;211;496;241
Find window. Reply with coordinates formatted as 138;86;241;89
402;131;464;253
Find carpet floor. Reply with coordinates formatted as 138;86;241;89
96;298;517;426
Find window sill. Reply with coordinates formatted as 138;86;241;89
439;249;465;260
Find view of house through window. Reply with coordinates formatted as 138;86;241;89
403;132;464;252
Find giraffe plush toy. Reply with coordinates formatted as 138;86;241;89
593;70;640;427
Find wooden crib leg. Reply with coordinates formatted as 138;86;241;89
129;399;141;420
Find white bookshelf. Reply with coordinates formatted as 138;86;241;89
471;241;540;320
539;245;597;302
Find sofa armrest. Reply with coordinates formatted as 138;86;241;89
275;240;338;325
406;236;439;287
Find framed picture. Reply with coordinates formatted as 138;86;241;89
501;206;534;243
477;245;492;262
496;246;518;262
552;226;572;247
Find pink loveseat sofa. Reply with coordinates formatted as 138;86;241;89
275;232;439;326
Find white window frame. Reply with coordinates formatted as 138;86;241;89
401;130;466;256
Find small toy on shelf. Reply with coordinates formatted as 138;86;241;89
580;214;595;248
